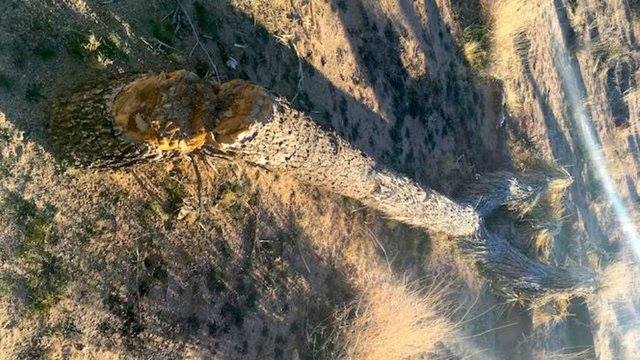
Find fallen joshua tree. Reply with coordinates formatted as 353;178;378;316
48;70;598;301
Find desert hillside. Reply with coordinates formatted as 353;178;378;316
0;0;639;359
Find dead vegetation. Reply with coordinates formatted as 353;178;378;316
596;260;640;300
489;0;539;114
338;275;455;360
0;0;638;358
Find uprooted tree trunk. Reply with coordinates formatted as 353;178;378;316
48;70;598;300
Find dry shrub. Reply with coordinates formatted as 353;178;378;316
584;261;640;359
490;0;539;112
340;276;455;360
597;260;640;300
531;293;572;327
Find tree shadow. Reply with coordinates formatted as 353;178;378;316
0;0;519;358
604;59;635;127
90;194;355;359
327;0;507;190
627;175;640;204
627;134;640;171
0;0;506;194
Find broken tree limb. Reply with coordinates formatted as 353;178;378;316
457;168;572;218
209;80;597;299
461;226;597;299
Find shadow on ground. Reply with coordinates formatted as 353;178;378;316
0;0;530;358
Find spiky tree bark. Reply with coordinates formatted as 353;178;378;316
457;168;572;218
47;71;598;299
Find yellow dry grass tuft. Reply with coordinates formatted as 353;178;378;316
531;293;572;327
490;0;539;112
340;275;455;360
464;39;489;72
526;225;555;260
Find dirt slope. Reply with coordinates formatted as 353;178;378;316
0;0;506;358
1;0;637;359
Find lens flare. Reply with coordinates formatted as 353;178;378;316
546;3;640;357
548;6;640;262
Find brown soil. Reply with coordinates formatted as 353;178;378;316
0;0;638;359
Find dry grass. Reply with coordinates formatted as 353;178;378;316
596;260;640;300
490;0;538;67
429;232;488;292
531;293;572;327
506;128;545;172
587;261;640;360
534;348;593;360
490;0;539;112
339;275;455;360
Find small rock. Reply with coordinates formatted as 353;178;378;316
226;57;239;70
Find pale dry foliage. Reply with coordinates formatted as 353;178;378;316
588;261;640;360
597;260;640;300
490;0;539;112
522;164;577;323
340;276;455;360
507;165;572;218
534;349;593;360
507;133;573;261
524;222;560;260
521;166;572;257
531;293;572;327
